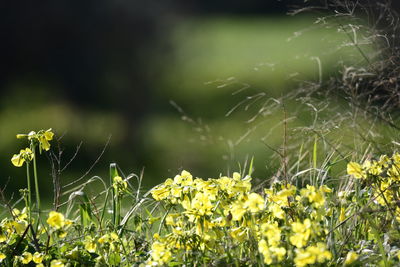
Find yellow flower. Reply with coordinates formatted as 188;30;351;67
0;253;6;262
217;176;233;191
50;259;64;267
259;238;286;264
212;216;226;227
270;246;286;262
173;170;193;186
47;211;65;229
230;202;246;221
339;207;346;222
84;241;97;253
258;239;273;264
347;162;365;179
12;208;28;221
311;243;332;263
232;172;241;180
110;232;119;241
231;179;252;196
37;129;54;151
113;176;128;194
98;234;108;244
21;252;32;264
344;251;358;265
16;131;34;139
368;161;382;176
294;243;331;267
151;241;171;265
58;230;67;239
16;129;54;152
269;203;285;219
190;192;213;216
151;185;170;201
261;222;281;247
0;232;6;242
230;227;247;242
32;252;44;264
84;236;97;253
245;193;264;213
11;154;23;167
12;220;28;235
170;185;182;198
11;148;34;167
290;219;311;248
177;195;189;210
300;185;326;208
43;129;55;141
388;164;400;179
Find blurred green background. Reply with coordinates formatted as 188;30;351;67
0;1;376;203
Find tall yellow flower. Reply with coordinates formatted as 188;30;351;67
16;128;54;152
11;148;34;167
40;129;54;151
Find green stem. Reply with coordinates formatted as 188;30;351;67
26;162;32;224
115;188;121;226
31;144;41;221
110;163;117;227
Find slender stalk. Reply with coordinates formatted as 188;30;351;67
26;162;32;224
31;143;41;227
100;188;110;228
110;164;116;226
116;191;121;226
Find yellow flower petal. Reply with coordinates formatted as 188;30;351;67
347;162;365;179
21;252;32;264
44;129;54;140
47;211;65;229
11;154;24;167
344;251;358;265
33;252;44;264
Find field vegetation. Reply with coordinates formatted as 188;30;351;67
1;0;400;266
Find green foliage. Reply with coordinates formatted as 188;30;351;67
1;2;400;266
1;128;400;266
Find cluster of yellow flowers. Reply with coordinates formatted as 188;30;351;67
347;153;400;219
1;209;134;266
11;129;54;167
47;212;134;266
113;175;128;196
0;208;29;240
148;170;333;266
84;231;135;266
11;128;400;265
0;210;73;266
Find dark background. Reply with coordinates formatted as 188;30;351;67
0;0;391;203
